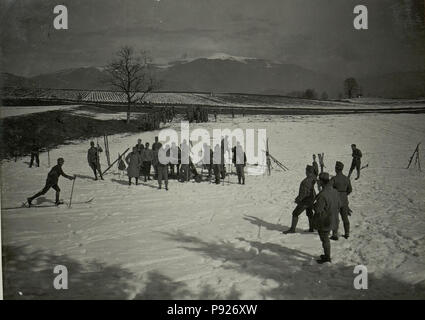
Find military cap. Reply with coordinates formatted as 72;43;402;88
319;172;330;182
306;165;314;173
335;161;344;170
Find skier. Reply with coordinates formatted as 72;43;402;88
125;147;141;185
283;165;316;234
233;142;247;185
313;172;341;264
348;144;362;180
330;161;352;240
29;139;40;168
27;157;75;206
87;141;104;180
157;145;169;190
141;142;153;182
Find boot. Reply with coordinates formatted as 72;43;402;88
283;216;298;234
27;198;32;207
330;235;339;241
316;256;331;264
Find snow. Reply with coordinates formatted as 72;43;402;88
1;113;425;299
0;105;80;118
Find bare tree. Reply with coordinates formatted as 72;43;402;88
105;46;158;124
344;78;359;99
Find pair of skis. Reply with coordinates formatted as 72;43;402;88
264;138;289;172
21;197;94;209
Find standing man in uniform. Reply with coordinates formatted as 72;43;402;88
29;139;40;168
313;172;341;264
283;165;317;234
157;145;169;190
152;136;162;179
87;141;104;180
331;161;352;240
233;142;247;185
348;144;362;180
27;157;75;206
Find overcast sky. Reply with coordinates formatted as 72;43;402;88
1;0;424;77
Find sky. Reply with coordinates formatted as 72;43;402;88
1;0;424;77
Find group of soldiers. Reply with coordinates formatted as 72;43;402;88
186;106;209;123
25;132;364;266
284;144;363;264
120;135;247;189
138;107;175;131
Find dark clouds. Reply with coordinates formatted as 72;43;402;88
1;0;424;77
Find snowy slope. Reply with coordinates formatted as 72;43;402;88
1;114;425;299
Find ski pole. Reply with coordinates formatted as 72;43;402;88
68;175;76;208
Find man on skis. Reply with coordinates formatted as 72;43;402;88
27;157;75;207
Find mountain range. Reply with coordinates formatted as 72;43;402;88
1;54;424;99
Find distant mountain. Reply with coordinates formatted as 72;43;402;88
0;72;34;88
158;56;341;96
2;54;424;98
31;67;109;90
360;71;425;99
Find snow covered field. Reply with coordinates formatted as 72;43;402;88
0;105;80;118
1;113;425;299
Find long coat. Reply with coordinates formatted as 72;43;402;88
331;173;352;207
313;184;341;232
295;175;316;206
125;152;141;178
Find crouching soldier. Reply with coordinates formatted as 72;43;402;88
87;141;104;180
313;172;341;263
27;157;75;206
330;161;352;240
283;165;316;234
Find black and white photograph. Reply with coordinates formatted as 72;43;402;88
1;0;425;303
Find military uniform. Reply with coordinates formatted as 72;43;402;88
348;147;362;179
27;160;74;205
331;162;352;238
87;145;103;180
284;166;316;233
313;173;341;263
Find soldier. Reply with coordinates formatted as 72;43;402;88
125;147;141;185
152;136;162;179
29;139;40;168
169;142;180;178
87;141;104;180
179;139;190;182
284;165;316;234
157;145;169;190
331;161;352;240
233;142;247;185
348;144;362;180
141;142;153;181
214;110;217;122
313;172;341;264
27;158;75;206
212;144;222;184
